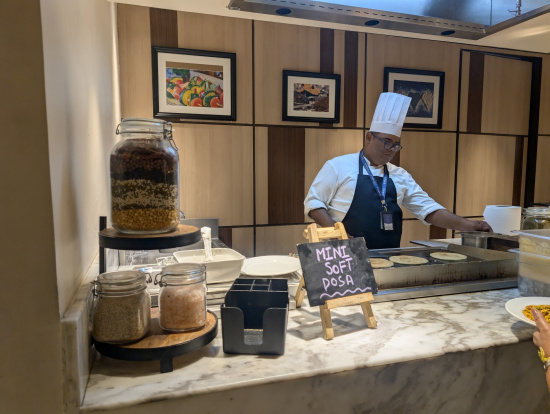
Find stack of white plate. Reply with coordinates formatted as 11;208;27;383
239;255;302;309
207;256;303;315
206;281;234;306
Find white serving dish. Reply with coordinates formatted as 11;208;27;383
513;229;550;257
505;296;550;326
240;255;301;276
173;248;245;284
509;248;550;296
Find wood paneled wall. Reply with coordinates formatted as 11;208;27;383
399;132;456;219
117;4;549;257
455;135;518;216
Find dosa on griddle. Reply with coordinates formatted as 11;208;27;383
389;255;428;265
429;252;467;261
369;258;394;269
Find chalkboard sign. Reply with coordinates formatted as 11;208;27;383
296;237;378;307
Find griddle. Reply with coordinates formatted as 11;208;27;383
369;247;483;267
367;244;518;302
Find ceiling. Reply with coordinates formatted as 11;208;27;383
296;0;550;26
113;0;550;53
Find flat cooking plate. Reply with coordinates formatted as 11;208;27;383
363;245;517;303
368;247;483;267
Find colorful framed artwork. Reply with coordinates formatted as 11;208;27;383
383;67;445;129
152;46;236;121
282;70;341;123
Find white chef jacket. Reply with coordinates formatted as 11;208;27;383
304;152;444;224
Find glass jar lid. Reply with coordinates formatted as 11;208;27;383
158;263;206;286
93;270;148;296
116;117;171;134
524;207;550;217
115;118;175;144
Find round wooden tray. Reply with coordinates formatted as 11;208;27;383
98;224;201;250
94;309;218;373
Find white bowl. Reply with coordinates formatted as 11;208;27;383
173;248;245;284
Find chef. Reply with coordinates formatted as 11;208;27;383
304;92;492;249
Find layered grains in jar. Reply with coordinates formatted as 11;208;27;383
110;118;179;234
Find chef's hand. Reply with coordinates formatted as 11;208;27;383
425;210;492;233
464;220;493;233
532;309;550;356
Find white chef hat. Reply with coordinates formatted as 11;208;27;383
370;92;412;137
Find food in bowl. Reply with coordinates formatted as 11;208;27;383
522;305;550;323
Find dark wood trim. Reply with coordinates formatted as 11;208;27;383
218;228;233;248
252;20;257;256
320;28;334;74
524;57;543;207
343;31;358;128
363;34;368;132
257;124;362;130
320;28;335;129
466;52;484;134
462;49;538;62
512;136;525;206
267;127;306;225
429;225;448;240
456;131;530;137
150;8;178;48
453;50;464;215
391;150;400;167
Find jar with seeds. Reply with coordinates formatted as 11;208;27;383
91;270;151;344
110;118;179;234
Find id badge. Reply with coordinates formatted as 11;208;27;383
380;211;394;231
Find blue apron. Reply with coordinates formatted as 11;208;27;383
341;152;403;249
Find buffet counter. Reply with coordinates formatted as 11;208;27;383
80;288;548;413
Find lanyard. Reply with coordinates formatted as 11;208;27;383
360;150;389;211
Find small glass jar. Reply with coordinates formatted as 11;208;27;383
522;207;550;230
157;263;207;332
91;271;151;344
110;118;179;234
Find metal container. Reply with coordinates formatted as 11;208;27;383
459;231;493;248
509;248;550;296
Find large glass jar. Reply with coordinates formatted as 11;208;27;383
110;118;179;234
522;207;550;230
157;263;207;332
91;271;151;344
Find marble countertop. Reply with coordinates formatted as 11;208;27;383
81;288;535;412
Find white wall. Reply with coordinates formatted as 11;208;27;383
0;0;119;412
0;1;64;412
41;0;120;315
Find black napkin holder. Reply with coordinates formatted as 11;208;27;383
221;278;288;355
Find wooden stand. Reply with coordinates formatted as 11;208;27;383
98;216;201;274
94;309;218;373
296;222;377;340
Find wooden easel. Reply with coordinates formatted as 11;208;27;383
295;222;377;340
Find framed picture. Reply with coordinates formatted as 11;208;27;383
383;67;445;129
152;46;236;121
282;70;341;123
